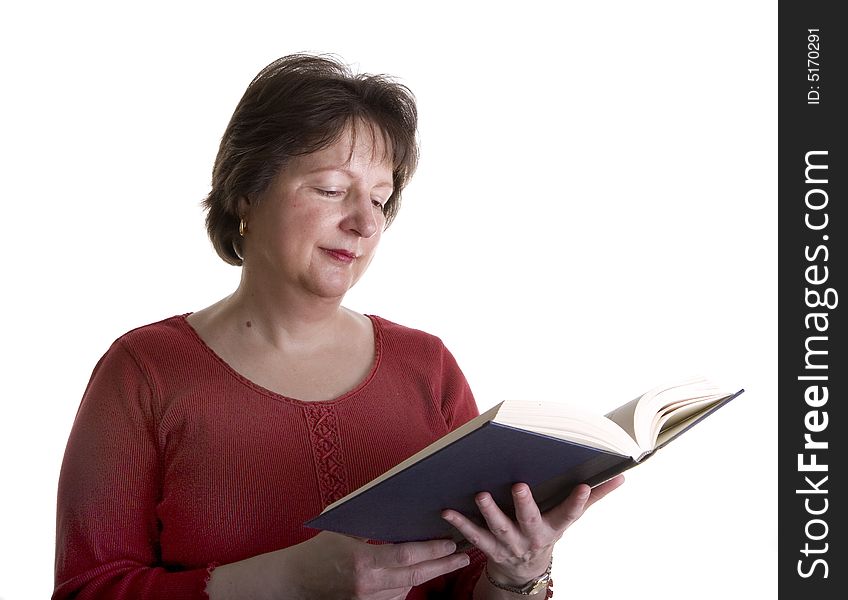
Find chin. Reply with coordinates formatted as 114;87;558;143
302;263;368;298
307;277;359;300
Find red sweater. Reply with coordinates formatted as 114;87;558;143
54;314;485;599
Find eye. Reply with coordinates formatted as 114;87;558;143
316;188;344;198
373;199;392;216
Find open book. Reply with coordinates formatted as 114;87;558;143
305;375;744;543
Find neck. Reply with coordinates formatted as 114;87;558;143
219;268;352;351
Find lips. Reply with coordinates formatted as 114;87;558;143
322;248;358;263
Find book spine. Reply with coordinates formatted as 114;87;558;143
585;458;639;488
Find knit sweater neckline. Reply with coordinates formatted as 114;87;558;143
175;312;384;406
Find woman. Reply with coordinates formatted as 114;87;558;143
53;53;623;599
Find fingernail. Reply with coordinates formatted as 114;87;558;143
459;554;470;567
444;540;457;553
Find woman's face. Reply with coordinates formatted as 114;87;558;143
241;121;394;301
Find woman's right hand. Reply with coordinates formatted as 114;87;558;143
206;531;470;600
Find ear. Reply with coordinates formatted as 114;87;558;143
237;196;250;218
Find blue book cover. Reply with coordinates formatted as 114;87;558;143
305;385;743;543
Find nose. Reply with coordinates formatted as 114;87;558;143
342;191;379;239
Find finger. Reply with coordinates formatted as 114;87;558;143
381;551;471;589
441;509;499;555
546;475;626;532
474;492;521;544
545;483;592;532
511;483;545;536
372;538;458;568
583;474;625;511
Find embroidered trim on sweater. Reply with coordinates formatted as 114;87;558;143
304;403;349;506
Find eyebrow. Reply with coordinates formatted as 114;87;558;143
305;167;393;189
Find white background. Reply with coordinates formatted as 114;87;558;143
0;1;776;598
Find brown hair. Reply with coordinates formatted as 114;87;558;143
203;53;419;265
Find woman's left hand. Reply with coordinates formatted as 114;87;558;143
441;474;625;587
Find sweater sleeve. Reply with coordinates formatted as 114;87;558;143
434;341;480;432
53;340;211;600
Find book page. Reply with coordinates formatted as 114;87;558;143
603;395;642;442
654;392;740;448
652;395;724;435
632;376;736;451
495;400;641;458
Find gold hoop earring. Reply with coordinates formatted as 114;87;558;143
239;218;247;237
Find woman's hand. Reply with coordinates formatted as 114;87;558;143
441;475;625;589
206;531;470;600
